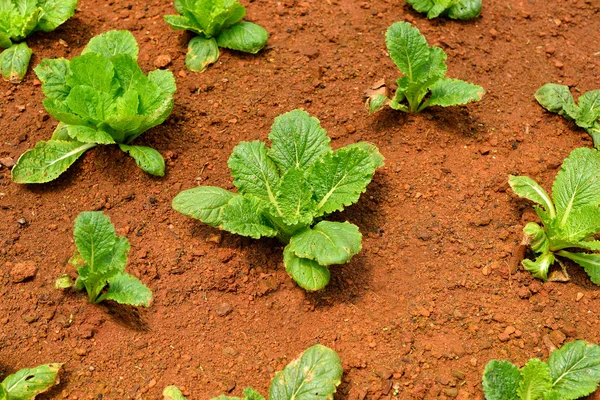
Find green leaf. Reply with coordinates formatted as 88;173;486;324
557;251;600;285
269;344;343;400
228;141;280;205
288;221;362;266
221;195;277;239
523;252;555;281
66;53;116;93
164;14;202;34
385;22;432;82
344;142;385;169
217;21;268;54
0;382;6;400
1;363;62;399
268;109;331;174
20;7;41;38
42;98;87;126
482;360;521;400
542;391;562;400
74;211;119;271
36;0;78;32
523;223;550;255
548;340;600;399
148;69;177;96
202;0;246;37
535;83;574;114
576;90;600;128
11;140;95;184
559;205;600;242
55;274;74;289
172;186;237;228
97;272;152;307
283;247;330;291
82;30;139;60
65;85;114;123
66;125;115;144
34;58;70;101
186;36;219;72
0;32;11;49
119;144;165;176
272;168;316;226
421;78;485;110
367;93;388;113
447;0;482;19
309;146;378;216
163;386;188;400
1;42;32;83
509;175;556;218
552;147;600;228
517;359;553;400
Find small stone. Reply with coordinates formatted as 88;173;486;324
75;347;87;356
215;302;233;317
148;379;157;389
222;347;239;357
451;369;465;380
345;124;356;134
10;261;37;283
504;326;516;335
22;313;39;323
517;286;531;299
489;28;498;39
207;233;222;244
418;306;430;317
549;329;566;345
444;388;459;398
553;59;564;68
375;368;392;380
576;292;584;302
498;332;510;342
482;265;491;276
154;54;172;68
0;157;15;168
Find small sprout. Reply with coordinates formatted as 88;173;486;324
54;274;74;290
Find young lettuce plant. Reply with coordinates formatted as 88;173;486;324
163;344;343;400
406;0;481;20
11;30;176;184
0;0;77;82
173;109;384;291
164;0;268;72
367;22;484;114
55;211;152;307
535;83;600;149
482;340;600;400
0;363;62;400
508;147;600;284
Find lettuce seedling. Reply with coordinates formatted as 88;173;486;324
0;363;62;400
509;147;600;284
163;344;343;400
536;83;600;149
367;22;484;114
11;30;176;183
406;0;481;20
0;0;77;83
56;211;152;307
483;340;600;400
164;0;268;72
173;109;384;291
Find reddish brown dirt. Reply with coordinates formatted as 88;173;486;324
2;0;600;399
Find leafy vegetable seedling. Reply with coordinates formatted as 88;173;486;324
173;109;384;291
406;0;481;20
367;22;484;114
164;0;268;72
0;0;77;82
535;83;600;149
483;340;600;400
55;211;152;307
0;363;62;400
509;147;600;284
11;30;176;183
163;344;343;400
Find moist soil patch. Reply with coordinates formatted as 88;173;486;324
2;0;600;399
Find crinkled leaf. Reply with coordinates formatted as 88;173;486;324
575;90;600;128
221;195;277;239
217;21;268;54
268;109;331;174
273;168;316;225
65;85;114;123
203;0;246;37
211;387;265;400
97;272;152;307
20;7;41;38
186;36;219;72
509;175;556;218
421;78;485;110
36;0;78;32
517;359;553;400
543;391;562;400
586;124;600;150
482;360;521;400
66;53;116;93
11;140;94;184
557;251;600;285
447;0;481;19
0;32;11;49
283;247;330;291
558;205;600;242
228;140;280;205
552;147;600;228
269;344;343;400
548;340;600;399
34;58;70;101
119;144;165;176
82;30;139;60
1;363;62;399
535;83;574;114
172;186;237;228
1;42;32;83
163;385;188;400
523;223;550;255
149;69;177;96
66;125;115;144
164;14;202;34
42;97;87;126
523;252;555;281
367;93;388;113
55;274;74;289
385;21;432;82
288;221;362;266
344;142;385;168
309;146;378;216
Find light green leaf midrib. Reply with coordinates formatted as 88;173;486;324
552;353;591;389
48;142;96;168
289;359;321;400
317;169;349;210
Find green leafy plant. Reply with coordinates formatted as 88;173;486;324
508;147;600;284
163;344;343;400
164;0;268;72
367;21;484;114
11;30;176;184
55;211;152;307
173;109;383;291
482;340;600;400
0;363;62;400
0;0;77;82
406;0;481;20
535;83;600;149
